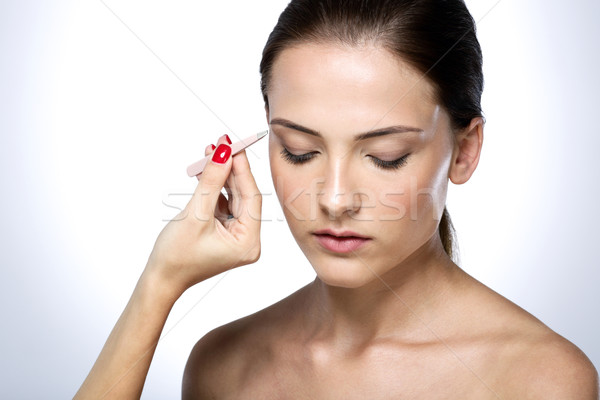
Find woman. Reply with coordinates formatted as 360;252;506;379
76;0;598;398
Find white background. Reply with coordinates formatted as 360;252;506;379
1;0;598;398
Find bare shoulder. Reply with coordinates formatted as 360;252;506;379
459;274;599;399
181;318;248;399
500;330;599;399
182;285;308;399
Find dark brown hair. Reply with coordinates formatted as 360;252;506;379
260;0;484;262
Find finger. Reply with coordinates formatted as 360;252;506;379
214;192;231;226
223;176;233;201
217;134;230;146
223;173;237;214
190;143;233;220
204;144;215;157
215;192;229;217
194;134;230;190
196;144;217;181
223;156;244;218
218;134;236;214
228;149;262;227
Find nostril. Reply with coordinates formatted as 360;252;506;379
317;190;362;220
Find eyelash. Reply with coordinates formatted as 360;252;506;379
280;147;318;164
368;154;410;170
280;147;410;170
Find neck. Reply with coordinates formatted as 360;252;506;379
304;236;462;350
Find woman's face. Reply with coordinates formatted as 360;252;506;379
267;43;456;288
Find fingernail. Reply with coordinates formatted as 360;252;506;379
210;144;216;150
225;134;232;145
212;144;231;164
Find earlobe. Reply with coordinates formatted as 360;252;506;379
449;117;484;185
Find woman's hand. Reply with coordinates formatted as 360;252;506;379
146;135;262;297
75;134;262;399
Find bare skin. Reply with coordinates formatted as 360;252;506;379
75;135;263;399
184;270;598;399
183;44;598;399
76;43;598;398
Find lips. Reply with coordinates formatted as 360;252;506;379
312;229;371;254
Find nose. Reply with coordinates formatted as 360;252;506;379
317;161;361;219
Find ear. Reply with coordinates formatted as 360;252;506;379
449;117;484;185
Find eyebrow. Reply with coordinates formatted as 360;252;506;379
269;118;424;141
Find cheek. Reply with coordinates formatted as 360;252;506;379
269;156;314;223
412;173;448;222
373;159;449;235
402;153;451;230
270;154;290;209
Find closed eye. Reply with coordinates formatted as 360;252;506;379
280;147;318;164
368;154;410;170
281;146;409;170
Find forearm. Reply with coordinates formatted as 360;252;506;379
75;271;180;399
74;138;261;398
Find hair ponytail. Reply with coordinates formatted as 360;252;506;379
439;207;459;263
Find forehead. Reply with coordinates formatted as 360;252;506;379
268;43;440;133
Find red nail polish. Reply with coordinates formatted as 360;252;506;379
212;144;231;164
225;134;232;145
211;144;216;150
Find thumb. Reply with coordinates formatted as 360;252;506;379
190;143;232;221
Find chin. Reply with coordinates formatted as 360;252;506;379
309;258;379;289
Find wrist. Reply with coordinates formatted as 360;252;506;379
137;265;185;308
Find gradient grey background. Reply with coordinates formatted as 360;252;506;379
1;1;598;398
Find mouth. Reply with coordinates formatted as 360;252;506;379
312;229;372;254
